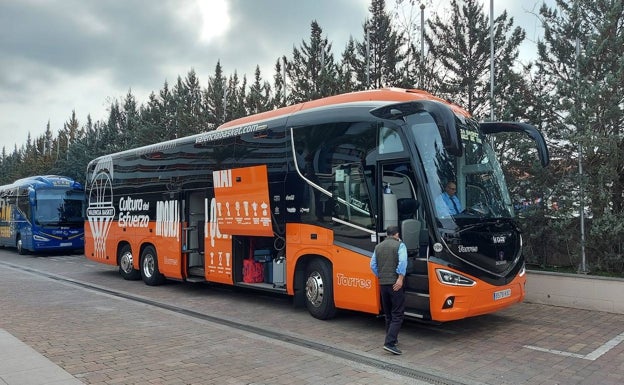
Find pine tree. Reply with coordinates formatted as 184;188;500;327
354;0;406;89
426;0;525;118
537;0;624;272
137;91;166;146
171;69;209;138
287;20;338;103
205;61;228;126
119;91;139;148
337;37;361;93
246;66;271;115
271;57;287;108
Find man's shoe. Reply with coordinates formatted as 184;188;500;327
383;344;402;355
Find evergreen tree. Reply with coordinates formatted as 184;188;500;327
205;61;228;126
537;0;624;272
138;90;168;146
231;72;248;120
426;0;525;118
246;65;272;115
169;70;209;138
337;37;361;93
271;57;287;108
287;20;338;103
119;91;139;147
354;0;406;89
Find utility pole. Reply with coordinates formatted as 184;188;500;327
490;0;495;121
366;19;370;89
572;0;587;274
576;36;587;274
420;3;425;89
283;56;287;105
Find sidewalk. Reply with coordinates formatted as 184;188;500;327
0;329;83;385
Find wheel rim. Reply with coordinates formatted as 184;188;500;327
143;254;154;278
17;238;22;253
120;251;134;274
306;271;324;308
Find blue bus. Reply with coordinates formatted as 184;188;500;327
0;175;85;254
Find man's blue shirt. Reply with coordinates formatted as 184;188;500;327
436;192;463;215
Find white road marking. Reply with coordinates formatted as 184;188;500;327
524;331;624;361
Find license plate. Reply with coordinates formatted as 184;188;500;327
60;242;72;247
494;288;511;300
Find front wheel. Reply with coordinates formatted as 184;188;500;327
16;235;27;255
140;245;165;286
119;245;141;280
305;259;336;320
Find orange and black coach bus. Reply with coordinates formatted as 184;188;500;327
85;88;549;322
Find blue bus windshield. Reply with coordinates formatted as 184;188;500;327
35;189;85;226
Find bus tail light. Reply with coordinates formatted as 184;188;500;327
436;268;476;287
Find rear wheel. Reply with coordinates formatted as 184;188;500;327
118;245;140;280
140;245;165;286
305;259;336;320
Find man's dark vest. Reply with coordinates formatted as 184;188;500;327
375;237;400;285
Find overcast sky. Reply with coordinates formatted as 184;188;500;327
0;0;553;153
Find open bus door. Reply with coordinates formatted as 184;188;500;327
184;190;206;281
380;162;431;319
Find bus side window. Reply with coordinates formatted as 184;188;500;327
331;164;373;228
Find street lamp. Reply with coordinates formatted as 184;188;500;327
420;3;425;88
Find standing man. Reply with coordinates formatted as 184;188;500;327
370;225;407;355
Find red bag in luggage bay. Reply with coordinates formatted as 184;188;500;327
243;258;264;283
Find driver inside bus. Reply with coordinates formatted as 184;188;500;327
435;181;463;216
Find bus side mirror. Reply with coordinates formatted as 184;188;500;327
480;122;550;167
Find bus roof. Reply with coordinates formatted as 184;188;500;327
87;88;471;165
0;175;83;192
217;88;470;131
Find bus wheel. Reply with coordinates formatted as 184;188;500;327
16;235;27;255
119;245;140;280
305;259;336;320
140;245;165;286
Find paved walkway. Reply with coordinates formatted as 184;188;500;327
1;252;623;385
0;329;83;385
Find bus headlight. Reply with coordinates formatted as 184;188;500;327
436;268;476;287
33;234;50;242
519;263;526;277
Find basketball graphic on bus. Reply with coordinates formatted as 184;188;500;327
87;157;115;260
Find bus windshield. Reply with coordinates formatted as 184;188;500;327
407;112;514;227
34;189;85;226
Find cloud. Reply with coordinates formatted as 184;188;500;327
0;0;551;153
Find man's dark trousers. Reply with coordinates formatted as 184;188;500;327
380;284;405;346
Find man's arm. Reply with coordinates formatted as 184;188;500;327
370;251;379;277
393;243;408;291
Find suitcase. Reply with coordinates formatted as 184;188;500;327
253;249;272;262
272;256;285;288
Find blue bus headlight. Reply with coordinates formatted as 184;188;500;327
436;269;476;286
33;234;50;242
